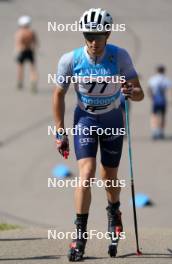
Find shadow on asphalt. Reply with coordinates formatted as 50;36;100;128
0;251;171;261
118;251;172;258
84;256;108;260
64;250;172;261
0;255;60;261
0;237;47;241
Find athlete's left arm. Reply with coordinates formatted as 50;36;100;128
119;48;144;101
121;78;144;101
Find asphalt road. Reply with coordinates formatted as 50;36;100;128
0;228;172;264
0;0;172;263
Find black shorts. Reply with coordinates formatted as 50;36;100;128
73;106;124;168
16;49;35;64
152;104;166;115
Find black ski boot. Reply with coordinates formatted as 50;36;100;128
68;215;88;261
106;202;123;257
68;239;87;261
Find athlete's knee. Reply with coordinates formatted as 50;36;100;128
78;158;96;183
100;165;118;180
79;166;96;181
100;165;120;190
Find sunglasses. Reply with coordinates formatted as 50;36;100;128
83;32;108;41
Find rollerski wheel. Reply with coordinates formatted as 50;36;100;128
68;240;86;262
106;206;123;258
108;226;122;257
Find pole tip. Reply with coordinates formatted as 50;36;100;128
136;250;142;256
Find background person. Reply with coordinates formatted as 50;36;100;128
148;65;172;139
15;15;38;92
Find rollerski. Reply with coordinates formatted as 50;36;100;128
106;205;123;257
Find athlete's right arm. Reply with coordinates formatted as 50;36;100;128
52;51;73;132
53;86;71;159
52;86;65;132
52;52;73;157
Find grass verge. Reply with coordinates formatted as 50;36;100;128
0;223;19;231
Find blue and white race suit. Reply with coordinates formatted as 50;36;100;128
56;44;137;167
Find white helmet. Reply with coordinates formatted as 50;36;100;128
18;15;32;27
79;8;113;32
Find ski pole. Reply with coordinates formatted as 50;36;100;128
124;97;142;255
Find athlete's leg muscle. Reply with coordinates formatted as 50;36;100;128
100;164;120;203
75;157;96;214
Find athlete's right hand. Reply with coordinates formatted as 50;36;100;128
55;133;69;159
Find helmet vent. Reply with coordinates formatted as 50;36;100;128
97;14;102;24
84;14;88;24
91;11;96;22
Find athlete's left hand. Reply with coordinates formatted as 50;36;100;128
121;81;144;101
121;82;135;99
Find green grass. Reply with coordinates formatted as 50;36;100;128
0;223;19;231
